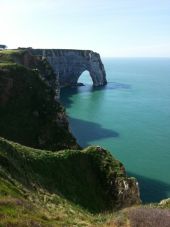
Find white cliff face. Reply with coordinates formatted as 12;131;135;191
30;49;107;87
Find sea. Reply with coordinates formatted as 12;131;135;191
60;58;170;203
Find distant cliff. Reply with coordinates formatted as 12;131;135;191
30;49;107;88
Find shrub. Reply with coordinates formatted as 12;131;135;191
128;207;170;227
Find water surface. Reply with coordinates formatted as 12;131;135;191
61;58;170;202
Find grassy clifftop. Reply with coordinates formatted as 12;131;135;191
0;138;169;226
0;138;142;226
0;137;140;213
0;137;141;226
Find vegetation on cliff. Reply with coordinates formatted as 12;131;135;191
0;137;139;226
0;138;169;226
0;137;140;212
0;49;78;150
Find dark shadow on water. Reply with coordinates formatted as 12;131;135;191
69;117;119;147
128;172;170;203
60;81;131;108
59;83;170;204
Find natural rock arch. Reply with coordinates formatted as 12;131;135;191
30;49;107;87
77;70;93;84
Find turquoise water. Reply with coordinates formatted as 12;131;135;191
60;58;170;203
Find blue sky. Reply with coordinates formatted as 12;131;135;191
1;0;170;57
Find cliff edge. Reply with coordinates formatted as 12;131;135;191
0;49;79;150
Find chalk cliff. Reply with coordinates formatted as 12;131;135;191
30;49;107;88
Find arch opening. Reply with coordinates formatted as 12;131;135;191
77;70;93;86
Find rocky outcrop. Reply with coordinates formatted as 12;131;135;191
159;198;170;207
30;49;107;87
94;146;141;208
114;177;141;207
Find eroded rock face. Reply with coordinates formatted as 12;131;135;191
114;177;141;207
85;146;141;209
30;49;107;87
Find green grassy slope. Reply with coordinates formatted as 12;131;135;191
0;176;102;226
0;174;101;226
0;137;129;226
0;137;127;212
0;138;169;226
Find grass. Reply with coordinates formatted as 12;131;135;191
0;137;128;213
0;49;25;63
0;137;132;226
128;207;170;227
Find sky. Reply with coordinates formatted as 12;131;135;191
0;0;170;57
